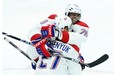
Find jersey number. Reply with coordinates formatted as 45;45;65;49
38;56;61;69
80;29;88;37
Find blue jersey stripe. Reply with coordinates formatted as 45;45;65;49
51;56;60;69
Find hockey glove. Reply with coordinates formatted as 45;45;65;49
32;38;52;58
78;53;84;63
41;25;55;38
78;53;85;70
31;34;55;58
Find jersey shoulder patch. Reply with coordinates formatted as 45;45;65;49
76;21;89;28
48;14;57;19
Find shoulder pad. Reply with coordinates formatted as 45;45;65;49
76;21;89;28
48;14;57;19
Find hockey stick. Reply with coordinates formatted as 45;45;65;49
48;43;109;68
2;32;109;68
3;37;80;66
4;37;34;62
2;34;78;61
57;53;109;68
79;54;109;68
2;32;32;45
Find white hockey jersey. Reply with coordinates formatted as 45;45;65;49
26;14;89;75
27;14;89;53
47;14;89;53
62;20;89;53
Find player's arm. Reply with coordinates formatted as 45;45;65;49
27;14;57;39
27;31;54;69
57;24;89;46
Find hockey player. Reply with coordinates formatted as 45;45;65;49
26;4;89;75
54;4;89;75
26;16;74;75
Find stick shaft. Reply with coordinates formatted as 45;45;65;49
4;37;32;60
2;32;32;45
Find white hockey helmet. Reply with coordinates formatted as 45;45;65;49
65;4;82;16
54;16;72;30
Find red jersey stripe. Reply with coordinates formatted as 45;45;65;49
48;14;57;19
61;31;69;43
76;21;89;28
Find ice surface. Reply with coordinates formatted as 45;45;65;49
2;69;114;75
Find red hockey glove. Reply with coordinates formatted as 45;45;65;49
30;34;55;58
41;25;55;38
78;53;84;63
32;38;52;57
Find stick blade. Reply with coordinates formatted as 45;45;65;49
87;54;109;68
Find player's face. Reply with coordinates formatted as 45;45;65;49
68;13;81;24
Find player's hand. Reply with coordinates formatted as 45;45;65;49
41;25;55;38
32;38;52;58
78;53;84;63
78;53;85;70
